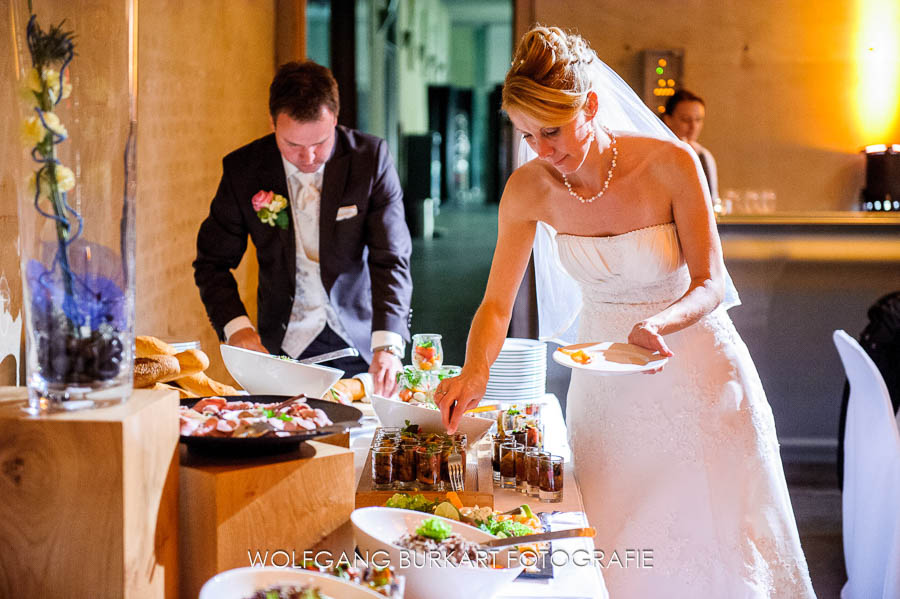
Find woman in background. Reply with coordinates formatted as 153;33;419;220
663;89;718;201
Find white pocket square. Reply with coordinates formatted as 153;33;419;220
336;205;358;221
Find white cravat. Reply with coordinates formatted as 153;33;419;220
280;158;354;358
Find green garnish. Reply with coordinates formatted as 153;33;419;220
385;492;435;513
263;408;275;418
417;340;434;349
416;517;452;541
277;413;293;422
477;515;534;537
397;365;425;388
401;419;420;434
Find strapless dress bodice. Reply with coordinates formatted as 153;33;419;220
556;222;690;306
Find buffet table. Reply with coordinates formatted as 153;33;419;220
347;394;609;599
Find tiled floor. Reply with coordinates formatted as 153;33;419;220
411;203;845;597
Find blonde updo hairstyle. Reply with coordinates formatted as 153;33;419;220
502;26;597;127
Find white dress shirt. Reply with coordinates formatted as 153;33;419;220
224;156;404;358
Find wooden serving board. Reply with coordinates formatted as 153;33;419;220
356;439;494;509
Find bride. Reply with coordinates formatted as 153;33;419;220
435;25;816;597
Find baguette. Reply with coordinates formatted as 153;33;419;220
331;378;366;402
136;335;177;358
151;382;198;400
173;349;210;379
134;354;181;388
175;371;240;397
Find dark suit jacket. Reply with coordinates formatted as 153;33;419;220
193;126;412;361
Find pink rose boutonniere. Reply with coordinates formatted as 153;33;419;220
251;190;289;229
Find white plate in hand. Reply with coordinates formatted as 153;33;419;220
552;342;669;375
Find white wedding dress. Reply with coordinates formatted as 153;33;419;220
559;222;816;598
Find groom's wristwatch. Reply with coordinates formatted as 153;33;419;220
372;344;404;360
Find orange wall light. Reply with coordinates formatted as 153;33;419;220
855;0;900;141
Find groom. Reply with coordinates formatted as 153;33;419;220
193;61;412;395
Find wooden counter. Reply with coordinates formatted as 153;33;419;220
0;387;179;598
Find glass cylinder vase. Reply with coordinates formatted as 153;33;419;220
11;0;137;413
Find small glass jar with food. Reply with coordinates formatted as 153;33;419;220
523;423;543;448
539;454;564;502
411;333;443;371
439;439;453;484
436;364;461;381
491;434;506;484
525;448;548;497
396;443;419;488
396;366;439;406
499;441;522;489
416;445;441;489
372;447;398;490
514;445;529;494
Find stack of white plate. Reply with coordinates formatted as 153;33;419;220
483;338;547;403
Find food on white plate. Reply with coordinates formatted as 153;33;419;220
395;518;496;568
179;396;333;438
558;347;592;364
299;563;401;598
245;586;332;599
396;365;461;407
460;504;543;537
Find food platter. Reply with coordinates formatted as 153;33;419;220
179;394;362;454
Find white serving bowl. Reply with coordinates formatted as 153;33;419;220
199;566;384;599
351;507;524;599
220;344;343;398
370;394;494;444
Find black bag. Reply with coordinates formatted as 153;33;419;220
837;291;900;488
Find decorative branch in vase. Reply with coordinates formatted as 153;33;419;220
15;0;135;411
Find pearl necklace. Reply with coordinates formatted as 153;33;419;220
562;127;618;204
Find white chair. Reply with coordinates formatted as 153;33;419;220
834;330;900;599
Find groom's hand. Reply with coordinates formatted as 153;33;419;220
227;327;268;353
370;350;401;397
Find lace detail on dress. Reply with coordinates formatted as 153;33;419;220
560;225;815;598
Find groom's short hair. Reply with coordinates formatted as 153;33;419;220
269;60;340;122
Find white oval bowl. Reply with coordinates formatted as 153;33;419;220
199;566;384;599
370;394;494;444
351;506;524;599
220;344;343;398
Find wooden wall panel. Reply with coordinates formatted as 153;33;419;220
137;2;276;382
0;4;25;386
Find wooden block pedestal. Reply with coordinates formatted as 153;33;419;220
0;387;180;598
179;440;354;598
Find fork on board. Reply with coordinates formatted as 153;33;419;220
448;449;464;492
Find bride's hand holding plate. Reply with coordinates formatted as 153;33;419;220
628;320;673;374
435;368;487;434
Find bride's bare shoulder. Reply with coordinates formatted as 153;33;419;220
615;133;696;177
503;160;557;205
614;132;682;154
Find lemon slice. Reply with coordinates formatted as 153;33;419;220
434;501;460;521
